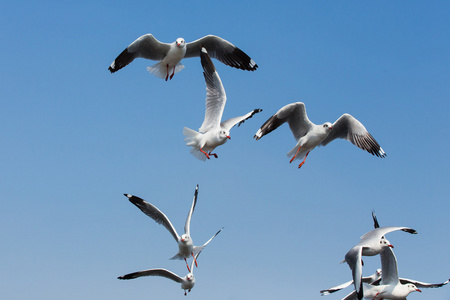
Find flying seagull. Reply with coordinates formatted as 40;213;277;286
108;34;258;80
254;102;386;168
344;226;417;300
118;251;201;296
183;47;262;160
124;185;222;271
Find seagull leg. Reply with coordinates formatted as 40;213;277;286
191;252;198;268
165;64;169;81
298;151;310;168
169;66;175;80
208;151;218;158
184;290;187;296
200;148;210;159
184;257;191;272
372;292;380;300
289;146;302;163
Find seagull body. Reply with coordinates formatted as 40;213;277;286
124;185;222;271
183;47;261;160
108;34;258;80
254;102;386;168
118;252;199;296
344;226;417;300
341;247;422;300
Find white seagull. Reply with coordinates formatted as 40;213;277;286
183;47;262;160
124;185;223;272
254;102;386;168
344;226;417;300
118;252;200;296
341;247;423;300
108;34;258;80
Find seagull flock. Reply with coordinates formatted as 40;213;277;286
109;34;448;297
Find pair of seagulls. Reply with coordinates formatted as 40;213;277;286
109;34;386;167
119;185;223;296
321;212;449;299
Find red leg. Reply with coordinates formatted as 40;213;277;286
184;257;191;272
200;148;210;159
208;151;218;158
184;291;187;296
297;151;310;168
290;146;302;163
165;64;169;81
372;292;379;300
169;66;175;80
191;252;198;268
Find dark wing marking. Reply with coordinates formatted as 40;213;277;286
118;268;183;283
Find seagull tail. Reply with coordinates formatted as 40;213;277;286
286;144;306;161
147;62;185;79
183;127;207;161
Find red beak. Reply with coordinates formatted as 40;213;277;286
388;244;394;248
416;288;422;292
227;136;231;139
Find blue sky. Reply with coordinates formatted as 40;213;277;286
1;1;449;299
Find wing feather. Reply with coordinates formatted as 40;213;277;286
118;268;184;283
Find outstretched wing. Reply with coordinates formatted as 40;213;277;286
185;185;199;236
380;247;399;285
193;227;224;257
185;35;258;71
199;48;226;133
372;211;380;229
221;109;262;131
254;102;314;141
109;34;170;73
320;114;386;158
320;279;354;295
360;226;417;241
118;268;183;283
124;194;180;242
399;278;449;288
345;246;364;300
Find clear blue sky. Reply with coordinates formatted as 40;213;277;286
1;1;449;299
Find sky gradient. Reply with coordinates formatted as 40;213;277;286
1;1;449;299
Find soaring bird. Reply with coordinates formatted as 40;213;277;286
108;34;258;80
254;102;386;169
183;47;261;160
124;185;222;271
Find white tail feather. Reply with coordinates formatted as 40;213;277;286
147;62;185;79
183;127;207;161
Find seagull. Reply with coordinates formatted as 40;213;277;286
124;185;223;272
118;251;200;296
108;34;258;80
183;47;262;160
253;102;386;168
344;226;417;300
341;247;423;300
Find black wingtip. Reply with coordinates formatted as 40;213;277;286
402;228;418;234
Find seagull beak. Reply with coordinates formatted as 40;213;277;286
416;288;422;292
329;126;333;130
388;244;394;248
227;136;231;139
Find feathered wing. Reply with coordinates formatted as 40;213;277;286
221;109;262;131
199;48;227;133
380;247;399;285
345;246;364;300
184;35;258;71
109;34;171;73
372;211;380;229
184;185;199;236
193;227;223;257
320;114;386;157
360;226;417;241
341;290;358;300
254;102;314;141
320;279;354;295
398;278;449;288
124;194;180;242
118;268;184;283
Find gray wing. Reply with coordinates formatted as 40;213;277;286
320;279;354;295
184;185;199;237
320;114;386;158
199;48;226;133
185;35;258;71
254;102;314;141
118;268;183;283
345;246;364;300
221;109;262;131
124;194;180;242
193;227;224;257
109;34;171;73
341;291;358;300
399;278;449;288
360;226;417;241
380;247;399;285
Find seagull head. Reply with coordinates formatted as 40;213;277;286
407;284;421;293
176;38;185;48
180;234;190;243
323;122;333;131
186;274;195;281
220;130;231;140
379;236;393;248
